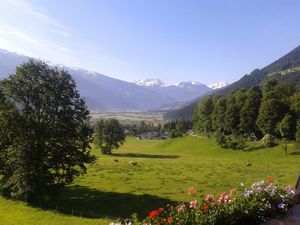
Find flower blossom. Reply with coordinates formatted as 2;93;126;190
187;187;197;195
278;203;286;209
202;202;209;210
189;200;198;209
148;208;163;219
177;204;186;213
205;194;214;202
243;190;253;197
265;176;273;183
167;217;173;223
286;187;295;195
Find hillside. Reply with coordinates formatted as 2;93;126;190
164;45;300;120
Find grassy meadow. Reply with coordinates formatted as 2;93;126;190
1;136;300;224
90;111;164;125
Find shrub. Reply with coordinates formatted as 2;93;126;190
215;132;246;150
261;134;277;147
115;178;295;225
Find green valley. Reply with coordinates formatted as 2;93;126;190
1;136;299;224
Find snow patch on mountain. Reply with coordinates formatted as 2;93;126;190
134;79;205;88
134;78;171;87
208;81;229;90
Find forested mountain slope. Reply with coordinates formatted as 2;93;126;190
164;45;300;120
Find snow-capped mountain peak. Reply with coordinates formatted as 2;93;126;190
176;81;204;88
208;81;229;90
134;78;171;87
134;79;205;88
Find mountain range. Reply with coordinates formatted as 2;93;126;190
0;49;227;111
164;45;300;120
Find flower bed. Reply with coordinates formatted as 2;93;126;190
111;177;295;225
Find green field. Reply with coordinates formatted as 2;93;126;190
90;111;164;125
1;136;299;225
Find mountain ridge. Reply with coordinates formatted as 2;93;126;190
0;49;213;112
164;45;300;120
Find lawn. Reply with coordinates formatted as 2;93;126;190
0;136;299;224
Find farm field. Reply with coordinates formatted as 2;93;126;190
0;136;299;225
90;111;165;125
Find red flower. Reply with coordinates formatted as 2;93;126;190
149;210;159;219
202;203;209;210
167;216;173;223
148;208;164;219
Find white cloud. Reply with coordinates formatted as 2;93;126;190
0;24;72;55
0;0;71;38
0;0;73;65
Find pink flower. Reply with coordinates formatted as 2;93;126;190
189;200;198;209
177;204;186;213
187;187;197;195
205;194;214;202
217;193;230;205
218;193;225;203
224;195;231;203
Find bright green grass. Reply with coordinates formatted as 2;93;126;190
0;136;299;224
0;196;109;225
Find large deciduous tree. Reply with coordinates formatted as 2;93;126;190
0;60;95;200
94;118;125;154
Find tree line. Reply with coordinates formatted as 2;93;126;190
193;80;300;149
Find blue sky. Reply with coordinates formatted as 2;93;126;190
0;0;299;84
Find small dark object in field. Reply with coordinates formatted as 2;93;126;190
129;161;137;166
114;159;119;163
246;163;252;167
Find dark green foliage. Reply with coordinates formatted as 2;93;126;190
257;80;295;137
256;98;286;136
193;79;299;150
193;96;214;135
278;114;296;140
94;119;125;154
224;91;247;135
212;96;227;133
240;86;262;135
169;129;176;138
94;119;105;150
167;116;191;138
0;60;94;200
215;132;246;150
291;92;300;117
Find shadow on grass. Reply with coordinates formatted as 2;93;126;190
38;185;177;220
111;153;179;159
290;151;300;155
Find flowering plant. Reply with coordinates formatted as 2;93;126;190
141;177;295;225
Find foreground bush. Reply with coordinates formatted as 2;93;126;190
112;177;295;225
